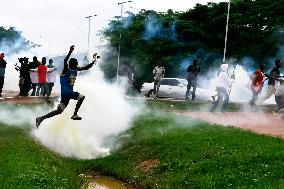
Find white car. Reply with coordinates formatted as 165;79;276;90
140;78;216;100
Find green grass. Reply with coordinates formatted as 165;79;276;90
145;99;276;113
0;103;283;188
0;125;90;189
90;113;284;189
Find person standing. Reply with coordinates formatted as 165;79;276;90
47;59;57;96
249;64;266;106
0;53;7;97
274;77;284;115
185;59;200;101
210;64;235;113
152;61;165;98
259;60;282;103
29;56;40;96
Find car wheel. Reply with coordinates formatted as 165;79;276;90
147;89;155;97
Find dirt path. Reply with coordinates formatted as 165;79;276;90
175;111;284;139
0;90;58;104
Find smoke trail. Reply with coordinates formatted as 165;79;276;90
33;64;143;159
143;15;162;40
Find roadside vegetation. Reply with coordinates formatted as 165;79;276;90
0;103;283;188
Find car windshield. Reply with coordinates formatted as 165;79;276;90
180;79;188;86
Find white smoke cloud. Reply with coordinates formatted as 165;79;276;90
198;61;276;104
32;64;144;159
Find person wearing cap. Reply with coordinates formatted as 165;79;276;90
15;57;31;96
0;53;7;97
210;64;235;113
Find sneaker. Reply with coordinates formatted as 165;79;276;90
36;117;43;128
71;115;82;120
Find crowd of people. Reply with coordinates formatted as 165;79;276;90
0;53;57;99
152;59;284;117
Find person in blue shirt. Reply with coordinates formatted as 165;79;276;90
36;45;97;128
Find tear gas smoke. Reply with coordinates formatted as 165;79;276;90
0;104;50;126
33;65;143;159
143;15;162;40
184;58;277;104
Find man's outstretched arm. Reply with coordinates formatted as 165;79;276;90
62;45;74;74
77;62;95;71
77;56;97;71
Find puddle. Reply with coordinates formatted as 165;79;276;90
86;175;135;189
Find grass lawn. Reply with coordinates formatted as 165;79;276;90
0;103;283;188
90;113;284;188
0;125;90;189
145;99;276;113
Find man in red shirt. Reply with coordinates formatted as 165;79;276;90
31;57;55;98
38;57;49;97
249;64;266;106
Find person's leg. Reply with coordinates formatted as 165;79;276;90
156;80;161;97
44;83;50;98
36;83;40;96
23;79;31;96
71;94;85;120
185;81;192;100
31;83;36;96
0;76;4;96
153;80;158;96
249;87;257;106
192;82;197;101
259;85;275;103
36;103;65;128
48;83;54;96
210;88;222;112
221;89;229;113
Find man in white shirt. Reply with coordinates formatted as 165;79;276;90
210;64;235;113
46;59;57;96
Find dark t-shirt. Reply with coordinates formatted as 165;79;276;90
268;67;280;86
187;65;200;81
0;59;7;69
0;59;7;76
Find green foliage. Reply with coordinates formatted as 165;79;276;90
101;1;284;90
0;26;33;54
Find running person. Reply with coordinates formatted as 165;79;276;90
36;45;97;127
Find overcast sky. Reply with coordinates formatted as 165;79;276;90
1;0;226;55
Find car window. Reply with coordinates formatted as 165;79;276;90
161;79;180;86
160;79;170;85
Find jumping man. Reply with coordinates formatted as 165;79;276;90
36;45;97;128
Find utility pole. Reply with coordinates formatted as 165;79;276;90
116;1;132;86
223;0;231;63
85;15;92;55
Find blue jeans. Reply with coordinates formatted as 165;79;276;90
210;87;229;112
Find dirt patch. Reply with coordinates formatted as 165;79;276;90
85;172;136;189
175;111;284;139
136;159;160;172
